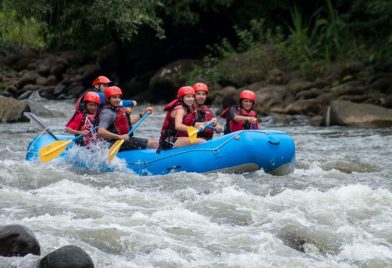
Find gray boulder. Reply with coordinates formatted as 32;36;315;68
39;245;94;268
149;59;202;102
329;100;392;128
0;225;40;257
0;97;29;122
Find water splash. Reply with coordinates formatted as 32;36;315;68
66;139;129;173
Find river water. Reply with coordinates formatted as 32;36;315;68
1;100;392;267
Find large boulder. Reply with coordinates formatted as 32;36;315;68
0;97;60;122
329;100;392;128
0;97;29;123
0;225;40;257
212;86;238;111
284;99;324;116
287;79;313;94
39;245;94;268
251;84;294;115
149;59;202;102
17;72;39;89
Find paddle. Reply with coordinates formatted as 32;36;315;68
187;119;216;143
108;112;151;162
39;126;98;163
23;112;59;140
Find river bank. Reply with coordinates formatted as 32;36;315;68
1;47;392;127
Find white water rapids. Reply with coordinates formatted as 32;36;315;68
0;100;392;267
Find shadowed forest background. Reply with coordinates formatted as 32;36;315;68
1;0;392;126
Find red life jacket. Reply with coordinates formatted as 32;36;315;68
79;113;98;145
194;105;214;140
102;106;132;136
158;99;196;151
220;105;259;133
161;99;196;137
66;111;99;146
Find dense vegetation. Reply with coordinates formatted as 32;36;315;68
1;0;391;84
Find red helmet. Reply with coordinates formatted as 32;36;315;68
239;90;256;102
83;92;100;104
105;86;123;100
193;82;208;93
92;76;112;86
177;86;195;98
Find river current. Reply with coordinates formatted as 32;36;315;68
1;100;392;267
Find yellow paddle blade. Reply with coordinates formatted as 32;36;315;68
39;140;72;163
108;139;125;162
187;127;199;144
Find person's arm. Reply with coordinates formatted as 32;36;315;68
65;113;89;135
98;127;128;140
98;109;129;140
130;106;153;124
230;106;257;124
173;107;190;132
212;118;223;133
233;114;257;124
120;100;137;107
65;126;89;136
97;92;105;106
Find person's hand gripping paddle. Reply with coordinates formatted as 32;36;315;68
187;119;216;143
108;112;151;162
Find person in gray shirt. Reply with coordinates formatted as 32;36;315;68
98;86;158;151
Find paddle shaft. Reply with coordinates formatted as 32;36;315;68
107;112;150;162
198;120;215;132
23;112;59;140
126;112;150;137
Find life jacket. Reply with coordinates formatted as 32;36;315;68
194;105;214;140
158;99;196;151
102;105;132;136
220;105;259;134
66;110;99;146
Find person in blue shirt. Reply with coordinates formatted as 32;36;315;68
75;75;136;113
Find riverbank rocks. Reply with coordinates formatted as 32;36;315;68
0;224;95;267
149;59;202;102
0;97;62;123
38;245;94;268
0;225;40;257
329;100;392;128
2;46;392;127
0;97;29;123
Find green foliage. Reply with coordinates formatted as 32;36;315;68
184;19;284;86
275;0;355;76
2;0;167;49
282;5;314;74
2;0;237;49
160;0;235;25
184;0;384;84
1;0;392;84
320;0;392;61
0;9;45;51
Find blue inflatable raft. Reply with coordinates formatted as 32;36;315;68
26;130;295;176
